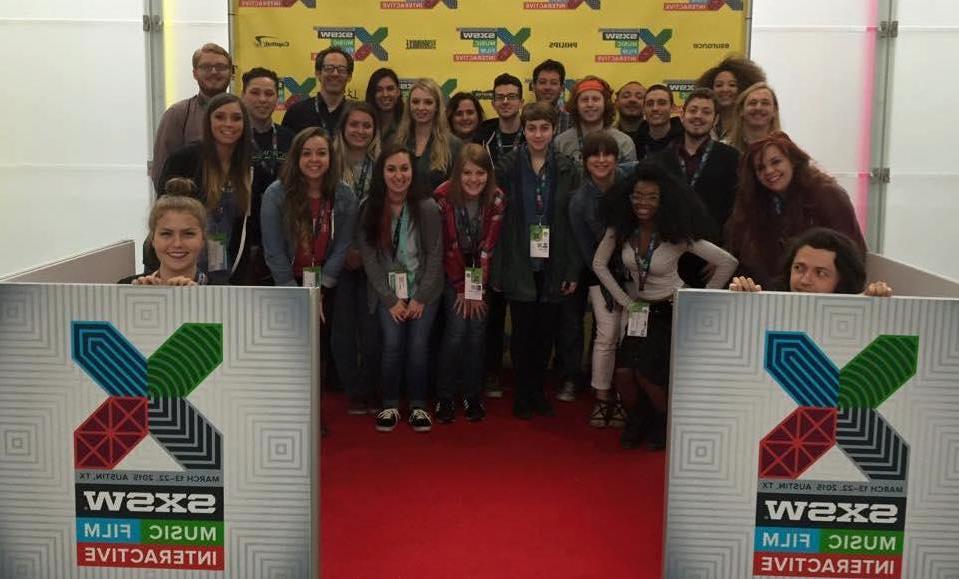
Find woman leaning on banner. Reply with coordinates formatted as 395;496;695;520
359;142;444;434
725;131;866;290
432;143;507;424
152;93;254;283
593;161;738;450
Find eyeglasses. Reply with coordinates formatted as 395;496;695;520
321;65;350;75
197;64;230;73
493;93;521;103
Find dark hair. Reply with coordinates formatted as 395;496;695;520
567;75;615;128
446;92;486;138
494;73;523;98
279;128;340;252
696;55;767;100
644;84;674;105
581;132;619;173
362;142;428;248
533;59;566;84
315;46;354;74
241;67;279;92
365;67;404;126
520;101;557;128
199;93;252;213
683;87;718;112
781;227;866;294
604;160;704;245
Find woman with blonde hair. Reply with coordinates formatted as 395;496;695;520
726;82;781;153
123;194;212;286
392;78;463;190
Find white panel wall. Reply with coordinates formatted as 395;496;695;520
161;1;230;108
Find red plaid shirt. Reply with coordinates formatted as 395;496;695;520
434;180;507;293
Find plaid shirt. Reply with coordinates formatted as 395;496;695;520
433;180;507;293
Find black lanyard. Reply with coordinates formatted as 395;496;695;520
630;232;658;292
314;96;334;133
534;167;549;218
355;157;372;198
391;204;406;260
495;128;521;155
676;139;714;189
456;205;481;257
256;125;280;173
310;197;332;267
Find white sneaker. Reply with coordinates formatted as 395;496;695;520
556;381;577;402
375;408;400;432
408;408;433;432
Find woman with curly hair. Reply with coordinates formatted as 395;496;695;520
696;55;767;140
725;132;865;290
392;78;463;191
447;92;485;142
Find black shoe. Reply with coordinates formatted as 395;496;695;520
513;397;533;420
646;413;667;450
620;405;646;449
464;396;486;422
409;408;433;432
375;408;400;432
532;392;555;417
435;399;455;424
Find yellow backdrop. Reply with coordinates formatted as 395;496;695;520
231;0;747;120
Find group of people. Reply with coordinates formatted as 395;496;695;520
138;44;891;449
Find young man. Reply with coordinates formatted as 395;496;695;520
553;76;637;169
635;84;684;160
281;46;353;134
475;73;524;165
151;43;231;192
531;59;573;135
493;102;582;419
615;81;646;152
241;67;296;284
650;87;740;286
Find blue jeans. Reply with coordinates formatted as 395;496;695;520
436;285;487;401
331;269;381;399
378;299;439;409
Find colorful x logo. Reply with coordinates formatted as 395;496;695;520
495;28;531;61
72;321;223;471
759;331;918;481
280;77;317;108
638;29;672;62
354;27;389;61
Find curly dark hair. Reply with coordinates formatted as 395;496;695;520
779;227;866;294
566;75;615;128
446;92;486;138
696;55;766;96
602;160;709;245
361;142;428;249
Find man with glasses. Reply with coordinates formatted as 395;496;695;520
281;46;353;135
151;43;231;192
476;73;524;165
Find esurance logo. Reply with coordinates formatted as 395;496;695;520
596;28;671;63
454;28;530;62
664;0;743;10
754;331;918;578
314;26;389;61
239;0;314;7
524;0;600;9
399;78;458;99
73;321;224;571
381;0;457;8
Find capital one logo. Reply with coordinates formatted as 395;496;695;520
314;26;389;61
596;28;671;63
753;331;918;578
72;321;225;570
454;28;531;62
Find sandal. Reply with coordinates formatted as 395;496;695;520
607;399;628;429
589;400;610;428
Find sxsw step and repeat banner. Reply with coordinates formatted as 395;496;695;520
230;0;747;118
665;289;959;579
0;285;319;578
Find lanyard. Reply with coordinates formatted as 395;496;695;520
495;128;521;154
456;205;481;256
256;125;280;173
629;231;658;292
772;194;784;216
310;196;333;266
314;96;332;133
355;157;372;199
676;139;714;189
534;167;549;219
391;203;407;260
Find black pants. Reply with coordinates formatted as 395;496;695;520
484;289;509;379
509;292;561;403
555;279;588;388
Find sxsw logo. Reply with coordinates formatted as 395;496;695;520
381;0;457;8
314;26;389;61
752;331;918;578
238;0;315;7
664;79;696;102
254;35;290;48
454;28;530;62
596;28;671;63
72;321;225;571
524;0;600;9
664;0;742;10
278;77;316;111
399;78;458;99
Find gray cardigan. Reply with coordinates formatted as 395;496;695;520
359;197;444;312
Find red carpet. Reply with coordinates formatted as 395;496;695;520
320;387;666;579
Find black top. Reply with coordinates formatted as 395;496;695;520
251;123;295;245
281;95;349;135
475;118;524;166
634;117;684;161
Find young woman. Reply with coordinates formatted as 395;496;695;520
125;194;211;286
726;82;782;153
568;132;628;428
260;127;357;290
593;162;738;449
365;68;403;143
725;131;866;290
729;227;892;296
392;78;463;191
156;93;253;282
446;92;485;142
359;143;444;433
432;144;506;423
696;56;767;141
331;101;384;414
